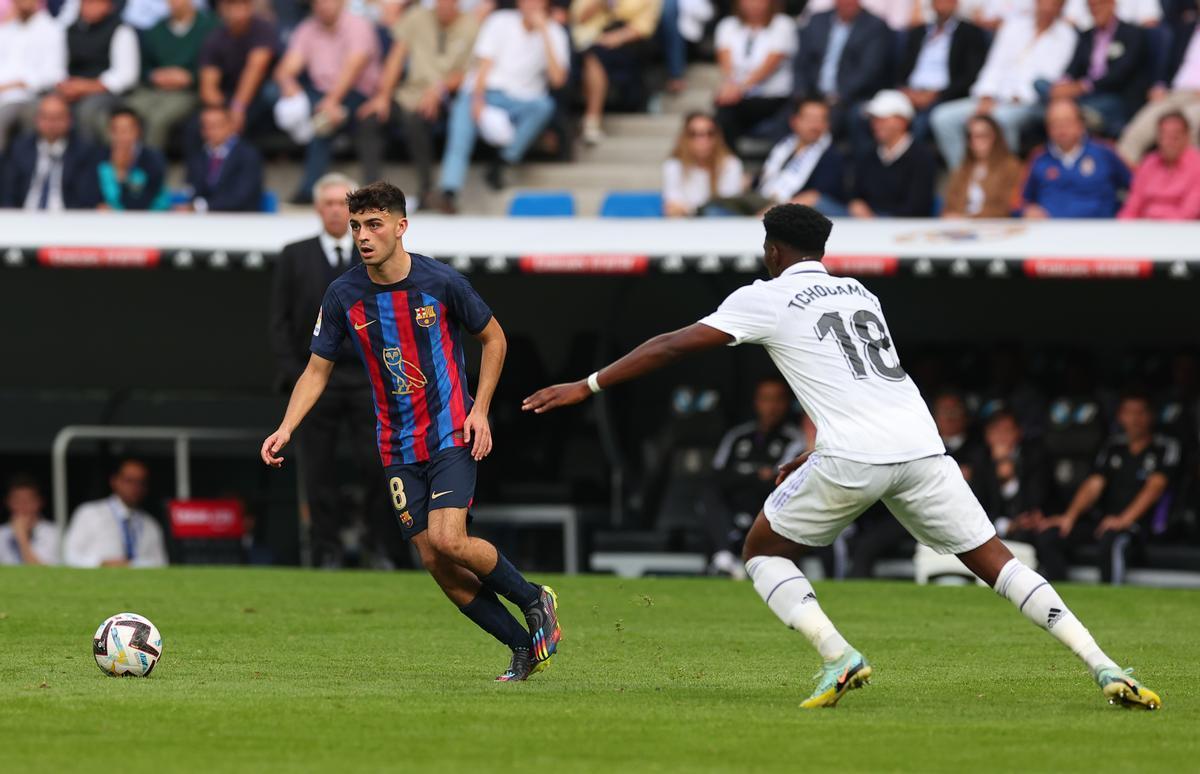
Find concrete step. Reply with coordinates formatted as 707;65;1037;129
513;161;661;190
603;113;685;138
575;132;674;165
687;64;723;90
662;89;716;116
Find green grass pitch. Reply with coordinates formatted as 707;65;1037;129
1;567;1196;773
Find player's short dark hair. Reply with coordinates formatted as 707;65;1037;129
346;181;407;218
6;473;40;496
762;204;833;257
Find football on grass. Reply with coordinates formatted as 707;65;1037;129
93;613;163;677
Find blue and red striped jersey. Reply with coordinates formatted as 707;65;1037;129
310;254;493;465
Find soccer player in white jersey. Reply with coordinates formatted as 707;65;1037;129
523;204;1162;710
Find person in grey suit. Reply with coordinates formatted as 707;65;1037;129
797;0;892;139
269;172;405;569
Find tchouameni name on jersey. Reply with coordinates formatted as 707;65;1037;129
310;254;493;465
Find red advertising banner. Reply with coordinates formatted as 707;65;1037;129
519;254;650;274
823;255;900;276
169;499;245;539
1023;258;1154;279
38;246;161;268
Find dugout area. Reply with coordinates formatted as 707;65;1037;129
2;266;1198;569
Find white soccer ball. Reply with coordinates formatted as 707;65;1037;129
92;613;163;677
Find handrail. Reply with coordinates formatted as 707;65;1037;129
51;425;266;541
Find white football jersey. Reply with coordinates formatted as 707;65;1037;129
699;261;944;464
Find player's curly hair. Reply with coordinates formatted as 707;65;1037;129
762;204;833;257
346;181;407;217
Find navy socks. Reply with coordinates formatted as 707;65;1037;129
458;588;532;651
481;551;540;609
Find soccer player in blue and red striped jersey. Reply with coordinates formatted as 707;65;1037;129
261;182;561;682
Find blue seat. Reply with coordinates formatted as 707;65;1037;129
507;190;575;217
260;190;279;213
599;190;664;218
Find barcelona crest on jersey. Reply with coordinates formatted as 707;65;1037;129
415;305;438;328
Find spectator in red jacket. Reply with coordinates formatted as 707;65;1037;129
1118;111;1200;220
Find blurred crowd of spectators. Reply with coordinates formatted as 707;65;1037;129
3;0;1200;216
662;0;1200;220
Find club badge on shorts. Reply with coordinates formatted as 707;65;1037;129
399;511;414;528
415;305;437;328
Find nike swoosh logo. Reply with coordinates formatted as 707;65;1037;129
354;320;376;330
431;490;453;500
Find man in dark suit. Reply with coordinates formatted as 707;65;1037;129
895;0;990;144
268;172;404;569
181;104;263;212
1;94;100;210
1049;0;1148;137
798;0;892;138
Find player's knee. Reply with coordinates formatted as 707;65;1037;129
427;529;468;561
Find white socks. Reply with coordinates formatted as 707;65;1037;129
993;558;1118;677
746;556;850;661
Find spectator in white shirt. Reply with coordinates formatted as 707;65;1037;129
436;0;569;212
930;0;1076;166
0;475;61;566
662;111;744;216
713;0;798;148
64;459;169;568
56;0;140;142
0;0;67;152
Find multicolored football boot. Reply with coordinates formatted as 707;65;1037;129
1097;667;1162;710
524;585;561;673
800;648;872;709
495;648;535;682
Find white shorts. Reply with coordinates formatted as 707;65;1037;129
763;453;996;555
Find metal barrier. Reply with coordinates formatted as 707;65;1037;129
470;505;580;575
51;425;266;539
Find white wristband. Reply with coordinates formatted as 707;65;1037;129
587;372;602;394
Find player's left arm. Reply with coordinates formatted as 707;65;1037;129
1095;471;1169;538
522;323;733;414
465;317;506;461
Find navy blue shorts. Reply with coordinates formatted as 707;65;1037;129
384;446;476;540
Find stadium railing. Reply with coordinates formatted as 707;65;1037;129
51;424;269;553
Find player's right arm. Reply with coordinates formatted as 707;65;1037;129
522;323;733;414
261;353;335;468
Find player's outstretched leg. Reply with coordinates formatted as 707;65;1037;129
427;508;562;674
413;532;536;681
742;512;871;709
959;537;1162;710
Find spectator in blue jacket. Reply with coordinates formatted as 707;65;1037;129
97;107;169;210
1023;98;1131;218
181;103;263;212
